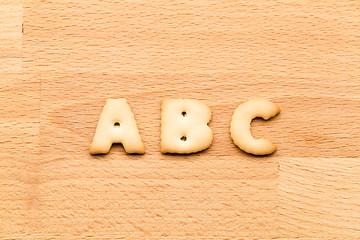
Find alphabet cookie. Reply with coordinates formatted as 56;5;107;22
230;98;280;155
90;99;145;154
160;99;213;154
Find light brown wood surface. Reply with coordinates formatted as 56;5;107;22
1;0;359;239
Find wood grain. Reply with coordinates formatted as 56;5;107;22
0;1;22;73
1;0;360;239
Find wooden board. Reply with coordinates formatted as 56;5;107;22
1;0;359;239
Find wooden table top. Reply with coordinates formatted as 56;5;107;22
1;0;359;239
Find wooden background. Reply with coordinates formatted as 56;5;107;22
1;0;359;239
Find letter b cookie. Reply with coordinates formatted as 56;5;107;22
160;99;213;154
